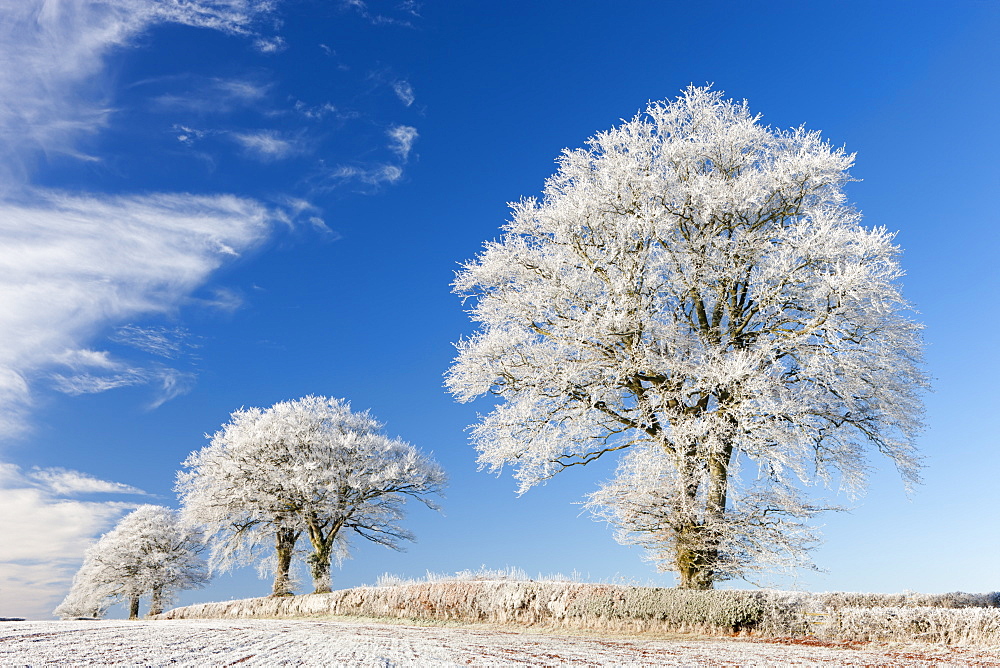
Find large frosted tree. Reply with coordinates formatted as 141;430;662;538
54;505;207;619
447;86;926;589
178;395;446;594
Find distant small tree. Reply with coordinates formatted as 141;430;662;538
178;395;447;594
53;558;114;620
54;505;208;619
447;86;926;588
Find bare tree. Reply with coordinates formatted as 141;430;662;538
447;86;926;589
54;505;207;619
178;396;446;594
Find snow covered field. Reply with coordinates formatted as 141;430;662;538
3;618;1000;666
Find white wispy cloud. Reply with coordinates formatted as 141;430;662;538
0;1;276;184
232;130;298;160
318;126;416;189
149;77;271;114
255;35;286;53
50;371;146;396
192;286;246;313
49;347;138;396
292;100;340;120
111;325;195;360
150;367;198;409
343;0;416;27
46;329;202;406
173;124;208;145
51;349;120;371
49;364;197;408
0;462;143;619
392;80;416;106
398;1;421;17
277;198;342;240
0;190;275;438
387;125;418;160
308;216;342;240
27;467;147;496
328;164;404;185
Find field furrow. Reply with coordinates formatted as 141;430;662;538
4;619;1000;666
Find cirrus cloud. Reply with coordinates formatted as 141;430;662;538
387;125;418;160
0;0;277;185
392;80;416;107
233;130;299;161
0;189;276;438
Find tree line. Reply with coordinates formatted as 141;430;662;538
56;396;445;619
57;86;926;618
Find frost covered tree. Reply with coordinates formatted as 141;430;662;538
178;396;447;594
53;558;114;620
177;405;304;597
263;396;447;594
447;86;926;589
54;505;208;619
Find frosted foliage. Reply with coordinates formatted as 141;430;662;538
177;395;446;594
447;86;926;586
177;404;305;593
54;505;207;619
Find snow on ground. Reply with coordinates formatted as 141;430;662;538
2;618;1000;666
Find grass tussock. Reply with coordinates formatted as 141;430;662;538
155;580;1000;646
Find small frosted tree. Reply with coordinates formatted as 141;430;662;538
264;396;447;593
53;558;115;620
447;86;926;589
54;505;208;619
179;395;447;594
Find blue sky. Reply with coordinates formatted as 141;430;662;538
1;0;997;620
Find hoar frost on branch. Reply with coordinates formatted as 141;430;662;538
54;505;208;620
178;395;446;595
447;86;926;589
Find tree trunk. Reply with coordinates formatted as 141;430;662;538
674;443;734;590
305;517;332;594
271;527;298;597
677;557;713;588
676;522;716;590
148;585;164;617
307;542;332;594
305;515;344;594
128;595;140;620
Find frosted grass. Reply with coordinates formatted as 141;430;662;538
156;580;1000;647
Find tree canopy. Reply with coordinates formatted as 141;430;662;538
178;395;446;594
447;86;926;588
54;505;207;619
177;404;304;596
